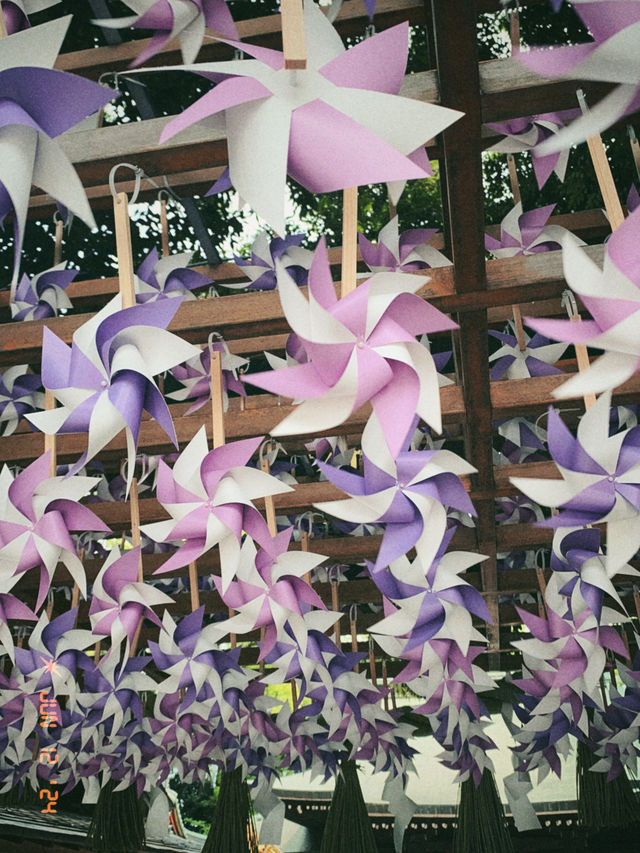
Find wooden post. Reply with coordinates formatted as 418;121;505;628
578;90;625;232
210;349;226;450
160;197;170;257
53;218;64;267
509;7;520;54
341;186;359;297
506;153;521;205
281;0;306;70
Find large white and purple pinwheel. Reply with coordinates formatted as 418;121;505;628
358;215;450;274
485;202;581;258
0;18;115;279
517;1;640;150
0;0;61;34
511;392;640;574
26;296;200;486
94;0;238;67
314;414;476;572
134;247;211;303
10;262;77;321
0;453;110;609
245;239;458;458
0;364;44;436
486;110;579;189
212;529;338;656
89;546;174;659
489;321;568;381
159;2;462;234
528;206;640;399
167;337;247;414
141;427;293;590
231;231;312;291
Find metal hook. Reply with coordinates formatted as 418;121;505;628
109;163;145;205
561;289;579;319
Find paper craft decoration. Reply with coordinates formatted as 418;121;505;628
26;296;200;487
314;414;475;571
10;262;77;320
0;593;37;662
0;365;44;436
76;653;157;733
511;392;640;574
159;2;463;234
0;18;115;279
486;111;579;189
244;239;458;458
326;0;377;23
1;0;61;34
141;427;293;591
489;322;568;381
0;453;110;609
167;337;247;414
89;546;174;659
528;207;640;399
485;202;581;258
93;0;238;67
134;247;211;302
231;232;312;291
212;530;337;656
358;215;450;273
517;1;640;149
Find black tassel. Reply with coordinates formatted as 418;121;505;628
452;769;514;853
320;760;378;853
202;767;258;853
86;779;146;853
576;739;639;831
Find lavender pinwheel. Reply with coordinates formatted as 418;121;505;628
213;530;337;656
0;364;44;436
159;3;462;234
89;546;174;659
314;414;475;571
496;416;548;465
0;453;110;609
1;0;60;34
167;337;247;414
141;426;293;590
485;202;581;258
26;296;200;487
517;1;640;149
231;231;312;291
486;111;579;189
528;206;640;399
359;215;450;274
0;18;115;279
245;239;458;458
489;321;568;381
134;247;211;302
10;262;77;320
511;392;640;573
94;0;238;67
0;593;36;662
76;653;157;733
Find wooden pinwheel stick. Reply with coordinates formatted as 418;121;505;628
0;3;7;40
577;90;625;232
330;569;341;646
341;186;359;297
281;0;306;70
53;216;64;266
160;196;170;258
506;153;521;205
562;290;596;410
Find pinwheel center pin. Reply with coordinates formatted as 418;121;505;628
357;338;365;349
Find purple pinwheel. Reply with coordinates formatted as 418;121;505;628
141;427;293;590
0;453;110;609
245;239;458;458
77;653;156;733
326;0;377;24
159;4;462;234
89;546;174;659
0;365;44;436
26;296;200;486
485;202;581;258
213;530;336;657
93;0;238;67
0;19;115;280
231;231;312;291
528;206;640;399
511;392;640;573
0;592;37;662
1;0;60;34
134;247;211;302
496;416;548;465
13;608;95;697
314;414;475;572
10;262;77;321
517;1;640;149
486;110;579;189
359;215;450;274
627;183;640;213
167;337;247;414
489;321;568;381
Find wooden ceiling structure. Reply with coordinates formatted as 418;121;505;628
0;0;636;673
